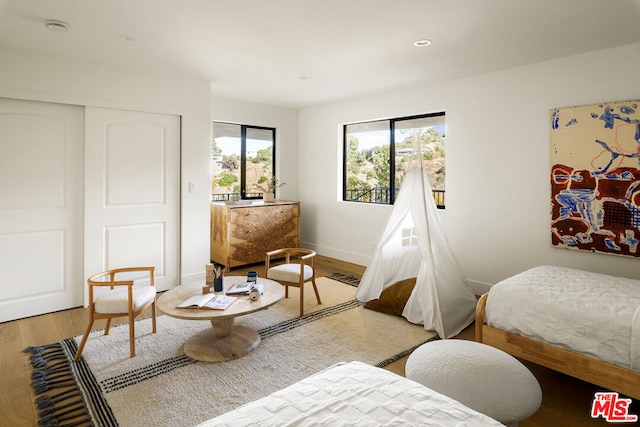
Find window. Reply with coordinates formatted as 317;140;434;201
211;121;276;201
343;112;446;208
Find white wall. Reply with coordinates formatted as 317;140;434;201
4;40;637;295
0;47;212;283
298;42;640;290
210;97;299;200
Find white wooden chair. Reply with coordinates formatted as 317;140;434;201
265;248;321;317
74;266;156;361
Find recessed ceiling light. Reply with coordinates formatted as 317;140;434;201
119;34;137;42
413;39;432;47
44;19;70;32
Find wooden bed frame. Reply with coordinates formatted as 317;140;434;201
475;293;640;400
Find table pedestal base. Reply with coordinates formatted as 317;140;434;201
183;318;261;362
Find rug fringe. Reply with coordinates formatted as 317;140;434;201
327;272;361;287
24;343;95;427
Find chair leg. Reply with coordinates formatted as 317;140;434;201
105;318;112;335
129;312;136;358
299;281;304;317
74;320;94;361
285;285;289;299
311;277;322;304
151;301;157;334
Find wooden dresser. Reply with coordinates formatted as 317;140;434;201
210;200;300;269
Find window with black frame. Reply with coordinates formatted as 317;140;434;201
343;112;446;208
211;121;276;201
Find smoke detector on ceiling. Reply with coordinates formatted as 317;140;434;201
44;20;70;32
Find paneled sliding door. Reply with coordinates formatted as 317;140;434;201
0;98;84;322
84;107;180;294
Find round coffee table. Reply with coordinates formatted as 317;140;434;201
157;276;284;362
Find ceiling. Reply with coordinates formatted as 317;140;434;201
1;0;640;109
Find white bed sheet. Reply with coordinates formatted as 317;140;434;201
485;265;640;371
198;361;504;426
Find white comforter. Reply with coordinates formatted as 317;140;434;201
485;265;640;371
198;361;503;426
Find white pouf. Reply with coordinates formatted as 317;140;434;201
405;340;541;426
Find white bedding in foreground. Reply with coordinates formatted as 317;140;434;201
198;361;504;426
485;265;640;371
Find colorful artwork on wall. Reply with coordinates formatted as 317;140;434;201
550;99;640;258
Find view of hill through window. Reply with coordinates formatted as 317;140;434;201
344;113;445;206
211;122;275;200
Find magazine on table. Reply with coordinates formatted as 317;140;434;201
226;282;265;295
176;293;237;310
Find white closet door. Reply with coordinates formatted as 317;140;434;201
84;107;180;294
0;98;84;322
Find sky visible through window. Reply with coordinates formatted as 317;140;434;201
352;123;445;151
214;136;268;157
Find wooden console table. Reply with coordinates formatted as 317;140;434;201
210;200;300;268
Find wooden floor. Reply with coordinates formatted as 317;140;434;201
0;255;632;426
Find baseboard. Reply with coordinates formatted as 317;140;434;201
302;241;371;267
303;242;494;296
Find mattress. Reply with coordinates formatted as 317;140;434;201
485;265;640;371
198;361;504;426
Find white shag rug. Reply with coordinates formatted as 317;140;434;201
25;276;437;427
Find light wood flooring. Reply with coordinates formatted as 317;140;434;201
0;255;632;426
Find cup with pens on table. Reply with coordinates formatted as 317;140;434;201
213;266;224;292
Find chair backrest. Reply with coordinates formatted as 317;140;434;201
87;267;155;306
286;248;314;262
88;266;155;286
266;248;315;264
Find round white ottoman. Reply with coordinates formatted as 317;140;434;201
405;340;541;426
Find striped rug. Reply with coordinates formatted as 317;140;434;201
24;275;438;427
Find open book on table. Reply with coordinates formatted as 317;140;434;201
176;293;237;310
226;282;265;296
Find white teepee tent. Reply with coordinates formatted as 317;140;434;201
355;166;477;339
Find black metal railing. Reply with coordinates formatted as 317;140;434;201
213;189;445;208
344;188;445;209
212;192;262;201
432;190;445;208
345;187;392;204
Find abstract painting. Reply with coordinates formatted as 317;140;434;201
550;99;640;258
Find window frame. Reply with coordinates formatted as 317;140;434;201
342;112;446;207
211;121;276;201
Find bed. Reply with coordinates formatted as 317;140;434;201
198;361;504;426
475;265;640;400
